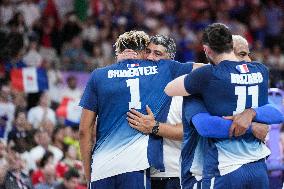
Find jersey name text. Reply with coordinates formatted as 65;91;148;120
230;72;263;85
108;66;158;78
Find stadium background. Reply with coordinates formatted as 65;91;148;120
0;0;284;188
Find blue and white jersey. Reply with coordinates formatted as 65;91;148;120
184;61;271;177
181;96;208;187
80;59;193;181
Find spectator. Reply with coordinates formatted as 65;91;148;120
61;145;81;168
0;85;15;139
28;92;56;129
32;151;54;185
61;13;82;44
45;60;63;105
34;163;58;189
62;36;90;71
23;34;43;67
0;0;14;25
29;129;63;171
2;145;34;189
61;75;82;101
3;32;26;74
7;12;28;34
13;92;28;111
88;44;106;70
16;0;41;28
8;109;34;153
37;16;61;53
51;126;66;151
54;168;80;189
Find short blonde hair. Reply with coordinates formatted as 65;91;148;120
232;35;248;48
114;30;150;55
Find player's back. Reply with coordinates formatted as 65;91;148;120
201;60;269;116
80;59;193;181
187;60;270;177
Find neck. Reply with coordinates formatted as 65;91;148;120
213;51;239;65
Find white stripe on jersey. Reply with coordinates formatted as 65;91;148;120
91;135;149;181
144;169;147;189
210;177;215;189
215;140;270;176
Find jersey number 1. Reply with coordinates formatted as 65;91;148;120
126;78;141;109
234;85;259;115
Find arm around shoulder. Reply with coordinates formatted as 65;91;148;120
164;75;189;96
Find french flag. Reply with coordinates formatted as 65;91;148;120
127;63;140;68
56;97;82;126
11;67;48;93
236;64;249;73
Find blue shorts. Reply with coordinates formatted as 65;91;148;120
202;159;269;189
90;170;151;189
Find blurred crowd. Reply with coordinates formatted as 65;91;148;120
1;0;284;188
0;80;87;188
0;0;284;84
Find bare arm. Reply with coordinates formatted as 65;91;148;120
192;63;204;70
79;108;96;183
251;122;269;142
127;106;183;141
164;75;189;97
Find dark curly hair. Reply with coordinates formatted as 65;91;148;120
202;23;233;54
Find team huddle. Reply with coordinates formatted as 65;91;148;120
79;23;284;189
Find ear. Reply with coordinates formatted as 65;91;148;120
203;45;209;54
203;45;213;56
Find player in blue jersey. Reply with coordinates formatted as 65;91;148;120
119;35;185;189
126;34;281;189
117;34;198;189
165;23;284;189
79;30;195;189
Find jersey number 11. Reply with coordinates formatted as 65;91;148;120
234;85;259;115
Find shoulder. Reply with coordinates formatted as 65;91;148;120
189;64;213;75
159;59;195;66
250;61;268;70
248;61;269;77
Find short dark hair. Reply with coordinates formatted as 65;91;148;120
202;23;233;53
150;35;176;59
64;168;80;180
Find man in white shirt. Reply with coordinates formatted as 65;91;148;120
28;92;56;129
0;86;15;139
61;75;82;101
28;129;63;171
123;35;185;189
